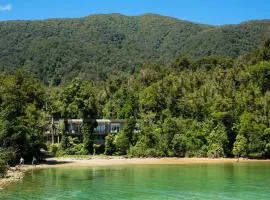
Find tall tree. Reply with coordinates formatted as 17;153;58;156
0;70;48;160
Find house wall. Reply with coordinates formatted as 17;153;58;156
47;119;127;144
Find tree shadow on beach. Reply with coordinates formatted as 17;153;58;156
41;159;73;166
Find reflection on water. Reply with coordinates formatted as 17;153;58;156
1;163;270;200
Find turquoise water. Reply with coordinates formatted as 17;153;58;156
1;163;270;199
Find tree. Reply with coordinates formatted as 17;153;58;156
105;134;116;155
114;131;129;155
0;148;16;177
172;134;187;157
233;135;248;157
233;112;266;158
171;55;191;71
139;82;166;117
0;70;48;160
207;123;228;158
82;120;96;154
56;78;98;154
122;117;136;145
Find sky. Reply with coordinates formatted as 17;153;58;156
0;0;270;25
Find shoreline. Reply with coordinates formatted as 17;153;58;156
1;157;270;188
0;166;26;188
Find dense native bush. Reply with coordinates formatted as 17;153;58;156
1;14;270;84
0;71;48;162
2;38;270;159
124;42;270;158
0;148;16;178
48;144;59;157
104;134;116;155
114;131;130;155
57;137;88;156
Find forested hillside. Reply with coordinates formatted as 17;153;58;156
0;14;270;84
1;40;270;169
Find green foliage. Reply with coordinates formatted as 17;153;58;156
0;148;16;177
171;56;191;71
129;140;148;157
50;78;98;154
126;43;270;159
233;112;266;157
172;134;187;157
122;118;137;145
114;131;130;155
1;14;269;83
207;123;228;158
139;83;166;115
48;144;59;157
103;83;138;119
0;70;48;161
82;121;95;154
58;136;87;155
60;134;70;150
104;134;116;155
2;27;270;160
0;160;7;178
232;134;248;158
59;120;65;135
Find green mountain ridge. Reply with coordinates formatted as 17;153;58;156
0;13;270;83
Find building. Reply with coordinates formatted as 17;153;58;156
46;119;127;145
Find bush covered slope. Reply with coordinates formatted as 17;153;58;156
2;39;270;159
0;14;270;83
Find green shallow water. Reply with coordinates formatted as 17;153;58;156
1;163;270;200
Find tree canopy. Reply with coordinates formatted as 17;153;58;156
0;14;270;84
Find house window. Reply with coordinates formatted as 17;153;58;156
68;122;80;134
111;123;120;133
95;124;106;134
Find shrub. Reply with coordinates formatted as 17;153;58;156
105;134;116;155
172;134;187;157
207;144;224;158
129;141;147;157
74;144;88;155
248;152;264;159
114;132;130;155
57;143;88;156
48;144;59;156
264;143;270;157
145;148;165;157
0;148;16;178
0;160;7;178
196;145;208;157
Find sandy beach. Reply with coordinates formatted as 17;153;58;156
46;157;270;167
1;157;270;188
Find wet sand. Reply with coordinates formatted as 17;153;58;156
1;157;270;187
